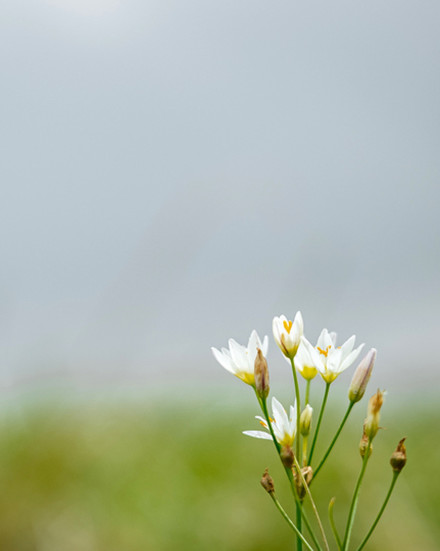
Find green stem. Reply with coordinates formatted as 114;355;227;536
296;506;302;551
268;493;314;551
290;358;303;551
305;380;311;405
355;471;400;551
343;439;372;550
302;436;308;467
313;401;354;480
293;456;330;551
258;395;281;454
308;383;330;466
328;498;343;551
290;358;302;460
285;468;323;551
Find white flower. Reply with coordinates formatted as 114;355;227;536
300;329;364;384
211;330;268;386
294;338;318;380
273;312;303;358
243;396;297;447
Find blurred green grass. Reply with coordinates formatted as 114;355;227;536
0;393;438;550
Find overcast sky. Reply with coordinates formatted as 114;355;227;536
1;0;439;393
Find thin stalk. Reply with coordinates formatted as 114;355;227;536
308;383;330;466
328;498;343;551
302;436;308;467
297;507;302;551
258;395;281;454
290;358;303;551
342;439;372;550
268;493;314;551
313;401;355;480
290;358;302;460
293;456;330;551
355;471;400;551
285;467;323;551
305;380;311;405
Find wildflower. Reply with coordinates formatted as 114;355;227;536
300;329;364;384
348;348;377;403
364;389;386;439
273;312;303;359
243;396;297;447
211;330;268;386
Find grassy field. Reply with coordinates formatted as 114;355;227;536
0;391;438;550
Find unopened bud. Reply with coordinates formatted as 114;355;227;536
348;348;376;403
254;348;270;399
294;466;313;499
300;404;313;436
260;468;275;494
280;445;295;469
364;389;385;440
359;429;373;458
390;438;407;473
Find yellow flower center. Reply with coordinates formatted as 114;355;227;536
283;320;293;333
317;345;331;357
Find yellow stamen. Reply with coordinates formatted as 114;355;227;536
317;345;331;357
259;417;274;427
283;320;293;333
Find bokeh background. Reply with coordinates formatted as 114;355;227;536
1;0;439;549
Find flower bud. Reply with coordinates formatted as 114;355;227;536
390;438;407;473
294;466;313;499
260;468;275;494
364;389;385;440
359;429;373;458
348;348;376;403
300;405;313;436
254;348;270;399
280;445;295;469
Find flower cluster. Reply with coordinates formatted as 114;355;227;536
212;312;406;551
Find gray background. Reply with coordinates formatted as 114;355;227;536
1;0;439;393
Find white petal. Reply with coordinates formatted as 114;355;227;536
229;339;248;371
247;331;260;366
272;318;282;345
271;397;289;429
289;405;297;435
211;347;236;374
340;343;365;372
339;335;356;359
322;329;335;349
242;430;273;440
316;328;328;349
261;335;269;356
293;311;304;336
327;347;343;373
302;337;325;372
